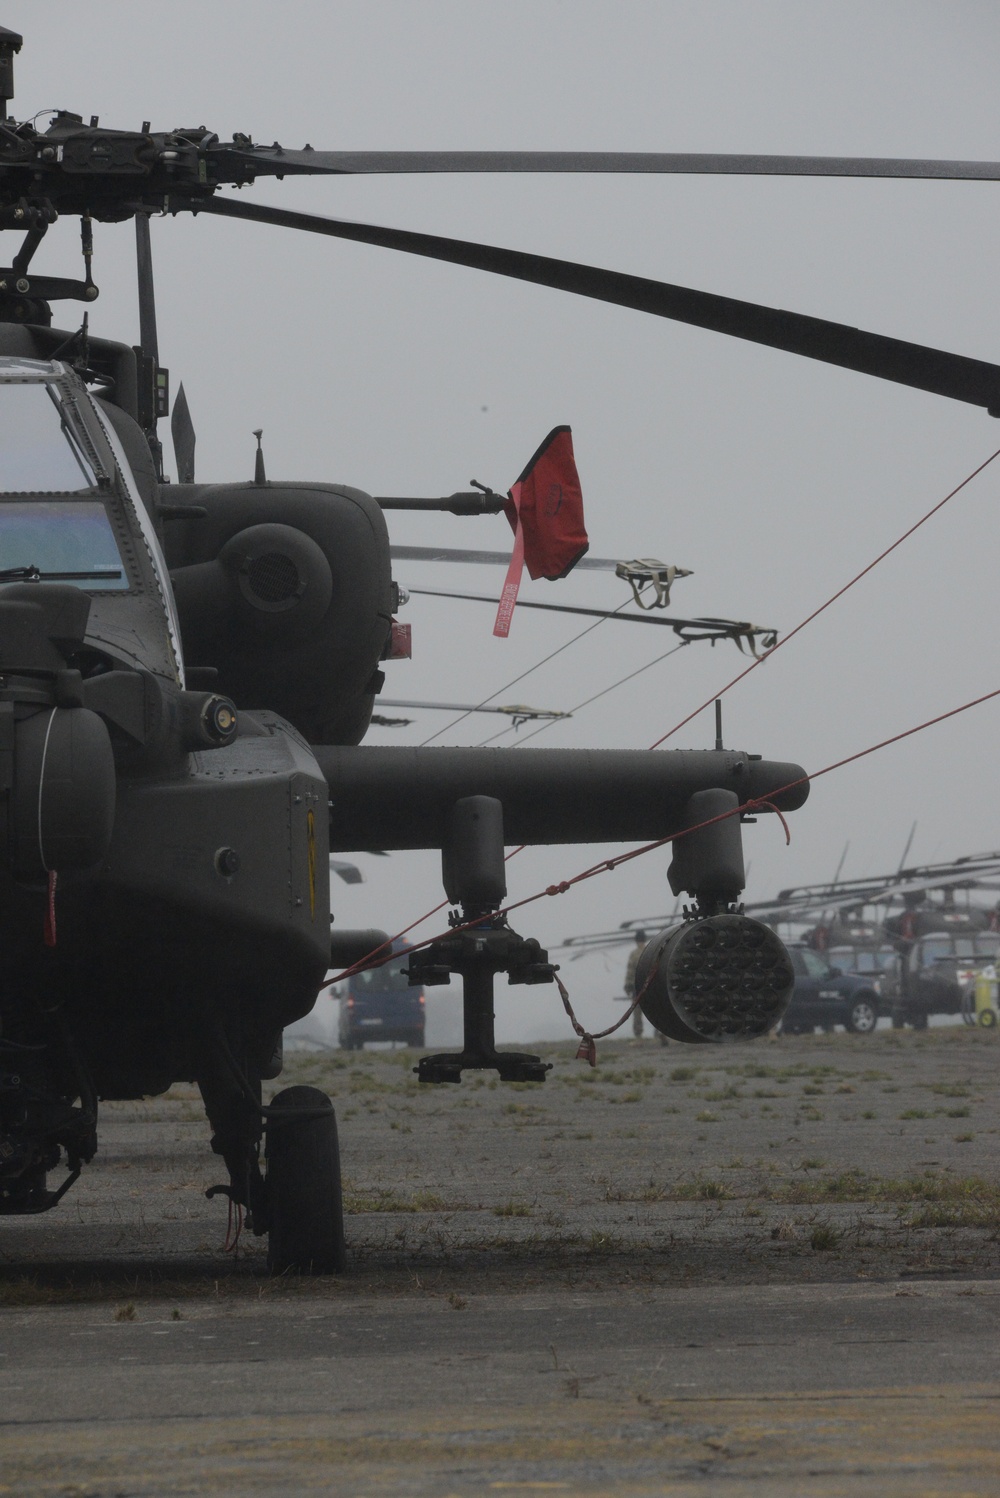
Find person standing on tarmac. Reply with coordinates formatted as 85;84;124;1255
625;929;668;1043
625;930;648;1038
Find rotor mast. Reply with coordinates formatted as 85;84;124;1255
134;212;167;480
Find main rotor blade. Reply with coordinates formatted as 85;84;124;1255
407;585;683;623
389;544;621;570
380;698;569;719
219;146;1000;181
407;586;775;642
746;859;1000;922
198;197;1000;411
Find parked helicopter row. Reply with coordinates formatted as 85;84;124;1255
565;851;1000;1035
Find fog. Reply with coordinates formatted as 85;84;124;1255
9;2;1000;1038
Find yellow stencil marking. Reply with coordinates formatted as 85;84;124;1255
307;807;316;920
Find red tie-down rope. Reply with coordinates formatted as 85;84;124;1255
223;1197;243;1254
556;960;664;1067
647;443;1000;751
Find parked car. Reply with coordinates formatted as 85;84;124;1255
780;945;881;1035
338;943;425;1049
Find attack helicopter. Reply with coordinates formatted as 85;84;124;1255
11;22;1000;1274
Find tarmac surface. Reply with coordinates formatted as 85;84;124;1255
1;1025;998;1494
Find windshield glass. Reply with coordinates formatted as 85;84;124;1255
919;938;958;965
0;500;127;589
831;947;896;975
0;382;97;492
353;958;412;994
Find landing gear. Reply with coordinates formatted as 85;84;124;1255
265;1085;346;1275
410;796;556;1085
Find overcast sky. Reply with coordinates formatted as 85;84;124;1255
9;2;1000;1036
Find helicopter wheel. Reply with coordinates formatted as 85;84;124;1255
265;1086;346;1275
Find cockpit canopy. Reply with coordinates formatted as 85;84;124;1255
0;371;101;492
0;359;182;680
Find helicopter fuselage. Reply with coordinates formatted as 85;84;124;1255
0;352;335;1213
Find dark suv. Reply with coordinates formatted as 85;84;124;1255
780;946;881;1035
338;944;425;1050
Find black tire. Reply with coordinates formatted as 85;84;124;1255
846;996;879;1035
265;1085;346;1275
913;1011;929;1031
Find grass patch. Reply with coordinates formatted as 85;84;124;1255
810;1225;840;1252
604;1067;655;1086
493;1201;533;1218
764;1172;1000;1218
907;1198;1000;1229
605;1181;667;1203
670;1178;732;1201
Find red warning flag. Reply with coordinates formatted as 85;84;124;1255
493;426;589;638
